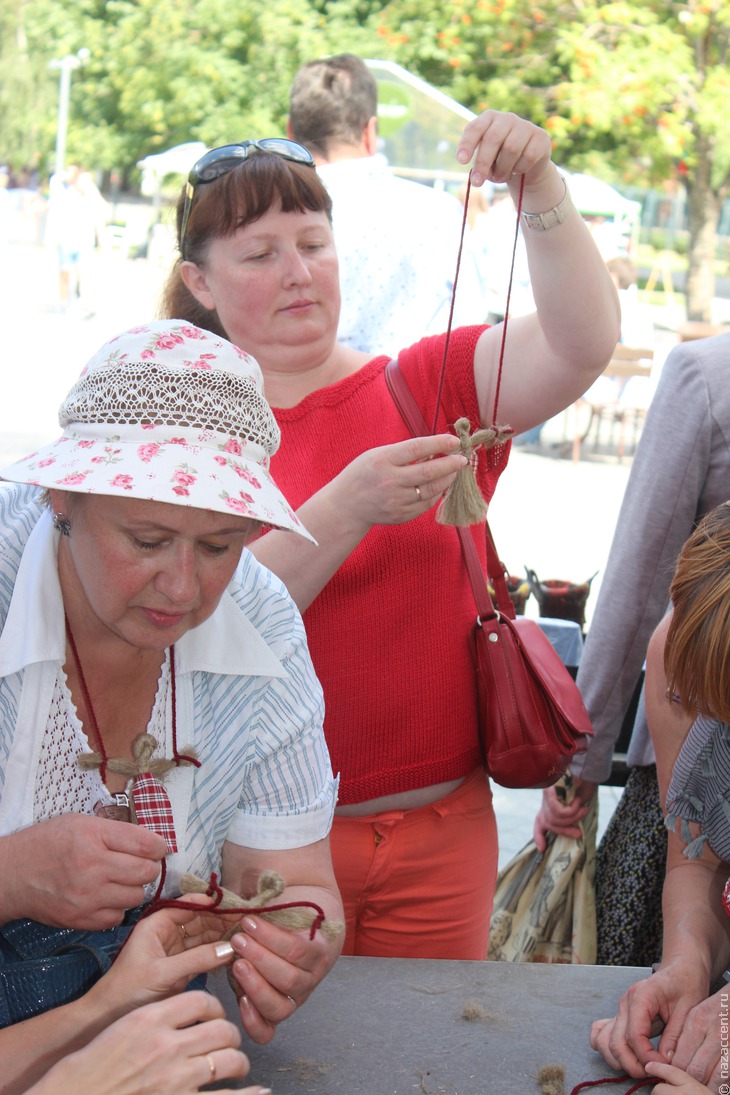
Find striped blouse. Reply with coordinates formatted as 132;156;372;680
0;483;337;897
665;712;730;863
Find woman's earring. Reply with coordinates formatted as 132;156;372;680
52;512;72;537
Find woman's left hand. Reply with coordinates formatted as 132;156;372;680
457;109;553;189
226;913;339;1044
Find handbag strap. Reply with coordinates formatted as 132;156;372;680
384;358;515;622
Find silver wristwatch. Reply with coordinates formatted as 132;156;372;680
521;177;571;231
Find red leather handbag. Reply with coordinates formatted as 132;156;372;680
385;357;593;789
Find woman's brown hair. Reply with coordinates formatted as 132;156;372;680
158;153;333;336
665;501;730;723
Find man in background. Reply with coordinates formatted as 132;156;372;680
288;54;485;357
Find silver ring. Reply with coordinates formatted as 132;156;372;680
414;485;422;503
286;994;297;1010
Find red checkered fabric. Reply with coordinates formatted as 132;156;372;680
132;773;178;853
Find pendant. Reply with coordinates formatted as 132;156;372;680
132;772;178;853
80;734;189;854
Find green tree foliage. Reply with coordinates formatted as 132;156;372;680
2;0;728;318
373;0;730;319
0;0;384;179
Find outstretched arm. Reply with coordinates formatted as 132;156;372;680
256;110;618;609
459;111;620;434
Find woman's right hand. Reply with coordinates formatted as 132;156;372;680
331;435;468;532
0;813;167;929
26;992;260;1095
252;433;470;614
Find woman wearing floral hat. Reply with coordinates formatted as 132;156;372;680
0;319;342;1090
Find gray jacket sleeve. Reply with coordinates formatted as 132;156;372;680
571;334;730;783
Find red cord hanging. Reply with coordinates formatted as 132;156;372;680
431;171;525;433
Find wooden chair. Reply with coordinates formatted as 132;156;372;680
571;344;654;462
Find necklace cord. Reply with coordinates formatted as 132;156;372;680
169;645;200;768
64;617;200;774
65;617;109;784
63;629;327;942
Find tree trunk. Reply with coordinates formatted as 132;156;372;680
685;133;720;323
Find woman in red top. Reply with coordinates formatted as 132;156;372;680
160;110;620;959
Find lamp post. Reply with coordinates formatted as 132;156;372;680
49;48;90;176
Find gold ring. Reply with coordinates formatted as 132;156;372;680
180;923;189;940
414;485;422;503
206;1054;216;1082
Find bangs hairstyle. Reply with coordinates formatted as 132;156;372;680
159;153;333;336
177;153;332;266
665;501;730;723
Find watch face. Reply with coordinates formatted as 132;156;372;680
523;206;563;231
523;210;551;230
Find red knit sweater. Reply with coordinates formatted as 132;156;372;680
272;327;510;805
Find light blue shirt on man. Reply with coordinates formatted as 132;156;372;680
319;155;485;358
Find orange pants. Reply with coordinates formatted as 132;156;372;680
330;767;498;959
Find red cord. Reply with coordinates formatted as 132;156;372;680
569;1076;654;1094
139;872;327;941
492;175;525;425
430;172;473;435
113;870;328;965
169;644;200;768
65;621;200;774
65;616;110;783
430;171;526;436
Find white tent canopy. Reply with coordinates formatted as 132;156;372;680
137;141;206;202
563;172;640;218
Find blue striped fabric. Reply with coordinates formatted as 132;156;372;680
665;713;730;862
0;483;337;887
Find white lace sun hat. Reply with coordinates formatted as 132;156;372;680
0;320;314;541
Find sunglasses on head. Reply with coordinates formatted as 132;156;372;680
179;139;315;259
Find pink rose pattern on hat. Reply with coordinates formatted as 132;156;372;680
0;321;314;541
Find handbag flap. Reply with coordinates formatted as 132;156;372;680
510;616;593;736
